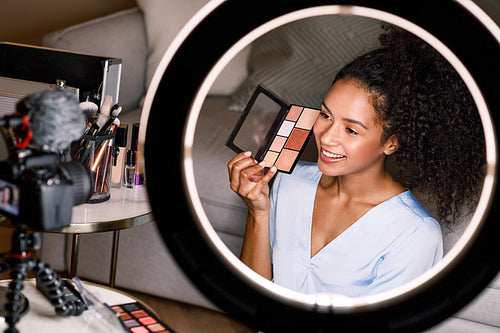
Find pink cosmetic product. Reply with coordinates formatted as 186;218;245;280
131;123;144;185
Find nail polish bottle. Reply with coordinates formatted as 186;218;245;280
123;149;136;188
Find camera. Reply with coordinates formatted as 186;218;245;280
0;149;92;231
0;90;93;231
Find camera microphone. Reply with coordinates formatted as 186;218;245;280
16;89;85;153
0;115;26;128
0;89;93;230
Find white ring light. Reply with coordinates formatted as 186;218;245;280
142;0;500;330
183;4;497;311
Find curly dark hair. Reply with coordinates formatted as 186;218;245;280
333;26;486;226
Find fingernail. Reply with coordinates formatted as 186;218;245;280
270;166;277;173
258;161;266;167
243;151;251;157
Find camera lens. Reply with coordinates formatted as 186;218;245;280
59;161;92;205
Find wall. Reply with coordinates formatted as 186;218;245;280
0;0;136;46
0;0;135;279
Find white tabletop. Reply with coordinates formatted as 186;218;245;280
0;185;153;234
56;185;153;233
0;279;136;332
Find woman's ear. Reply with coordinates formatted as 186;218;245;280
383;134;398;155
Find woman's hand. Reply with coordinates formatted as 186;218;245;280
227;151;277;214
228;151;276;280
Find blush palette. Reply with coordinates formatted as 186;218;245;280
226;84;319;173
111;302;174;333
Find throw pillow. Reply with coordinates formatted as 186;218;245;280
228;15;383;111
137;0;209;88
136;0;249;96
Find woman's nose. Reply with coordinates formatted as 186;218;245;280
320;123;341;146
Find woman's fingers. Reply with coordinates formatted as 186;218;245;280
228;152;255;190
231;160;266;194
245;166;277;200
227;152;277;196
262;166;277;184
227;151;251;173
227;152;278;212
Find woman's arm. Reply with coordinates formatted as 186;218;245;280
240;209;273;280
227;152;277;280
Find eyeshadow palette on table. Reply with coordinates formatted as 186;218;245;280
0;279;173;332
111;302;175;333
226;84;320;174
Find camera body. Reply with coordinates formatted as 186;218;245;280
0;148;92;231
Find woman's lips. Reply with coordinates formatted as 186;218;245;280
320;148;346;162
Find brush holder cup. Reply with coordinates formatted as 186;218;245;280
72;132;116;203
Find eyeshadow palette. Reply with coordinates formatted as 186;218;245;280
111;302;175;333
226;84;320;173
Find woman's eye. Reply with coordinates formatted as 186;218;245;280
346;128;358;135
319;111;331;120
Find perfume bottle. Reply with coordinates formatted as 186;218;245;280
123;149;136;188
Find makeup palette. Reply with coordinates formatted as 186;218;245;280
226;84;320;173
111;302;174;333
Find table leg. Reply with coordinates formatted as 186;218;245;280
70;233;80;277
109;230;120;287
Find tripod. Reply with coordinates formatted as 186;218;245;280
0;226;86;333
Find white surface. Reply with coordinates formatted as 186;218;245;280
0;279;135;332
71;186;151;225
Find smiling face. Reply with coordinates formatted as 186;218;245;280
313;79;398;178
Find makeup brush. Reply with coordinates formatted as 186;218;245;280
97;105;122;136
75;96;115;162
111;104;122;118
82;96;111;136
79;101;99;121
95;95;114;129
98;139;114;193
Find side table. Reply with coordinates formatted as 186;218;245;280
55;185;153;287
0;185;153;288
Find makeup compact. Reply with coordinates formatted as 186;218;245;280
112;302;174;332
226;84;320;173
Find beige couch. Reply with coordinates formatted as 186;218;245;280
39;1;500;331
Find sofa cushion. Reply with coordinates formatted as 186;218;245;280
136;0;249;96
228;15;383;111
42;7;148;113
193;96;248;237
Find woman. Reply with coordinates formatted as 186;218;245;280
227;27;485;297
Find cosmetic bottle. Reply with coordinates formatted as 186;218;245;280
131;123;145;185
123;150;136;188
111;125;128;187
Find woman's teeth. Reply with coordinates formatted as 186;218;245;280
322;149;345;159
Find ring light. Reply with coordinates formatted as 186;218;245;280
143;0;500;331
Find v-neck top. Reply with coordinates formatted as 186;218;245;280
269;162;443;297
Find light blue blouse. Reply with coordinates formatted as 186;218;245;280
269;162;443;297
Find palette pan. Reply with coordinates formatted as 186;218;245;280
226;84;319;174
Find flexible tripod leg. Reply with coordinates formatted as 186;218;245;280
2;226;36;333
32;259;86;316
0;262;9;277
4;262;28;333
2;228;86;333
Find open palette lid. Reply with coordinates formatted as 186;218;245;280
225;84;319;173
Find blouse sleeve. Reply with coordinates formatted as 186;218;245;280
268;172;282;259
360;217;443;296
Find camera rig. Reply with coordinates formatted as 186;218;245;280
0;90;93;332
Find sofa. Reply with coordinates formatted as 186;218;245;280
39;0;500;331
